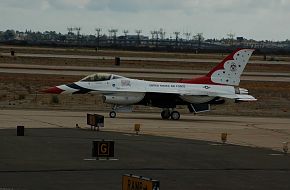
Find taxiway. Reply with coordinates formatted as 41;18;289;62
0;117;290;189
0;109;289;151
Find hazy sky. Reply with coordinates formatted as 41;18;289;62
0;0;289;40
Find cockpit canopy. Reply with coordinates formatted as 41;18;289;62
80;73;124;82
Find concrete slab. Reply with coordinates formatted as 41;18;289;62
0;109;289;151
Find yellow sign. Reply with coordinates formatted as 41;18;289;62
98;142;110;156
221;133;227;143
92;141;114;158
122;175;159;190
134;124;141;132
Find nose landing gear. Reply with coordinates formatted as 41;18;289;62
109;111;117;118
109;104;117;118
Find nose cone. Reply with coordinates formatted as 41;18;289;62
41;86;64;94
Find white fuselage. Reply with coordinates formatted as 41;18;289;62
60;77;237;105
43;48;257;119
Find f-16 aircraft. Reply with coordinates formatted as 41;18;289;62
43;49;256;120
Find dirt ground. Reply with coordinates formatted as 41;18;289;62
0;46;289;118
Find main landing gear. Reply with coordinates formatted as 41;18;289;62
161;109;180;120
109;105;181;120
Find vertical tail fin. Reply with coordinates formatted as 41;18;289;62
179;49;255;86
206;49;255;86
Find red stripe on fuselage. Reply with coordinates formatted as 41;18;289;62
41;86;64;94
177;76;216;85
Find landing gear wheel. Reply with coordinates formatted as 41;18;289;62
161;110;171;119
171;111;180;120
109;111;116;118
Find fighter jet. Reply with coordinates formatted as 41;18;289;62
43;49;256;120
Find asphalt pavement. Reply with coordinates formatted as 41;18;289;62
1;63;290;82
2;52;290;65
0;127;290;190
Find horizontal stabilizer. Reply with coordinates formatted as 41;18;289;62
218;94;257;101
235;94;257;101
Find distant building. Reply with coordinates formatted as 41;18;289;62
118;35;149;45
237;37;244;42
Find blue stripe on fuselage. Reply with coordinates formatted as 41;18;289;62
66;83;92;94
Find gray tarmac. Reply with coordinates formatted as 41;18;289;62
2;52;290;65
1;63;290;77
0;127;290;190
0;109;290;189
0;63;290;82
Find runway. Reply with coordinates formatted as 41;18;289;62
2;52;290;65
0;63;290;82
1;63;290;77
0;109;290;189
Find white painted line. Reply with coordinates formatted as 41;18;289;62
209;143;223;146
84;158;119;161
269;153;284;156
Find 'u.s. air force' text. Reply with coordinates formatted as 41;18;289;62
149;84;185;88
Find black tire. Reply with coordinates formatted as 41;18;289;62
161;110;171;119
109;111;116;118
171;111;180;120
